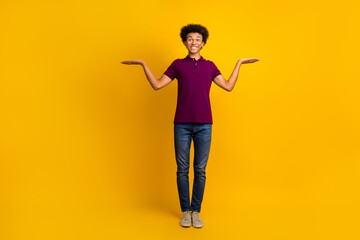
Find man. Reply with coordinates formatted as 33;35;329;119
121;23;259;228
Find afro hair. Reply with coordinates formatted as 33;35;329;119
180;24;209;45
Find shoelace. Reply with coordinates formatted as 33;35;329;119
182;211;191;218
192;212;201;221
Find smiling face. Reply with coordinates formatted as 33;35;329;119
183;32;204;53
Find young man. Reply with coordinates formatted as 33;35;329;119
121;23;259;228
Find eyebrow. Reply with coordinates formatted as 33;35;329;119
188;36;201;38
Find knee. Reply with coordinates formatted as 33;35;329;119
194;167;206;177
177;168;189;177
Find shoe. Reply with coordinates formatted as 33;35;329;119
191;211;204;228
180;211;192;227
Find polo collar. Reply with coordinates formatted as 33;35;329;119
185;55;206;61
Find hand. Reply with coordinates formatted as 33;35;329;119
121;59;144;65
239;58;260;64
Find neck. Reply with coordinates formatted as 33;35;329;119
188;52;201;60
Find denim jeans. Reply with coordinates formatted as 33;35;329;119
174;123;212;213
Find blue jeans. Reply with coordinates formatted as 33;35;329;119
174;123;212;213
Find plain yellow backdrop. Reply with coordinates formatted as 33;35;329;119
1;0;359;239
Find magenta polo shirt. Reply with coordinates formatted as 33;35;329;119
163;54;222;124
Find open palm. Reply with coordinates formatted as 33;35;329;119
240;58;260;64
121;59;144;65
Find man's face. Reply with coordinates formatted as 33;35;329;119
183;32;204;53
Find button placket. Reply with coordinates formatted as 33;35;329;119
193;58;198;71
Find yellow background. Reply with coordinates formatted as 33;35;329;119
1;0;359;239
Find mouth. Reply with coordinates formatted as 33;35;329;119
190;46;198;50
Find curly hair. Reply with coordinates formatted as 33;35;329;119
180;24;209;45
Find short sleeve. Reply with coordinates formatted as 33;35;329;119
211;62;222;80
163;60;178;80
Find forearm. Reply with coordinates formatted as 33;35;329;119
141;61;158;90
227;60;242;91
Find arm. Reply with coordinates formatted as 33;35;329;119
213;58;260;92
121;59;172;91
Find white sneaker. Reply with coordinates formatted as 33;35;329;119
180;211;192;227
191;211;204;228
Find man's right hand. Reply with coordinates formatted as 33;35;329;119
121;59;144;65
